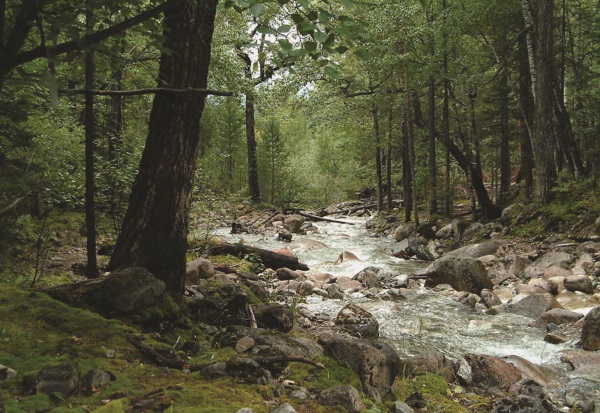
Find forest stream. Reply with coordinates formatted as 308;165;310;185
214;217;600;406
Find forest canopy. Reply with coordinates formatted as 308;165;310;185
1;0;599;287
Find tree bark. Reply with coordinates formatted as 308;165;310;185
84;0;97;278
371;104;384;212
532;0;556;203
108;0;218;294
386;105;393;210
428;75;438;214
210;242;309;271
499;72;511;203
245;92;261;203
517;35;534;198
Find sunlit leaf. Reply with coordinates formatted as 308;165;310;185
277;24;292;33
324;65;341;79
249;3;268;17
354;49;373;60
278;39;293;51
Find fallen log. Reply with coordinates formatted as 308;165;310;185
210;242;309;271
298;211;355;225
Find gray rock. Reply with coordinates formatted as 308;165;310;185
235;336;255;353
284;215;305;234
226;356;271;384
391;401;415;413
185;258;215;284
270;403;297;413
419;256;493;295
251;303;294;332
480;289;502;308
394;223;414;242
0;365;17;380
353;268;379;287
36;362;80;397
335;303;379;339
316;385;364;413
335;251;360;264
500;204;525;225
445;239;506;259
581;306;600;351
318;332;402;402
414;244;436;261
276;268;304;281
523;252;572;279
235;409;256;413
564;275;594;294
463;354;522;388
82;369;112;394
530;308;583;328
488;293;562;319
577;241;600;254
325;283;344;299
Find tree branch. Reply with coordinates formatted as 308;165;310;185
10;1;175;70
60;87;234;97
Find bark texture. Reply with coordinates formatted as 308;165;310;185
108;0;218;293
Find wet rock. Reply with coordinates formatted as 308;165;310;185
420;256;493;295
274;280;314;296
502;356;562;387
480;289;502;308
530;308;583;328
284;215;305;234
0;365;17;380
488;293;562;319
185;258;215;285
561;349;600;374
394;223;414;242
335;251;360;264
82;369;112;394
457;292;479;309
407;236;427;254
36;362;80;398
410;350;454;382
445;239;506;259
318;332;402;401
414;244;436;261
325;283;344;299
335;277;363;293
316;385;364;413
353;267;379;287
276;268;304;281
564;275;594;294
581;306;600;350
335;303;379;339
523;252;572;279
544;334;567;344
463;354;521;388
251;303;294;332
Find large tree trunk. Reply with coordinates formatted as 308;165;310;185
517;35;534;198
386;105;393;210
84;0;97;278
371;104;384;212
532;0;556;203
245;92;261;203
428;75;438;214
499;72;511;203
108;0;218;294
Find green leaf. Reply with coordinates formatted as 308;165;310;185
278;39;293;51
298;0;310;7
324;65;341;79
318;9;332;25
314;30;328;43
222;0;236;9
276;24;292;33
335;45;349;54
256;25;273;34
340;0;355;7
354;49;373;60
304;41;317;52
290;13;304;25
298;22;317;36
249;2;268;16
289;48;309;57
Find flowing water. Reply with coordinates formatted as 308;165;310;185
214;217;600;402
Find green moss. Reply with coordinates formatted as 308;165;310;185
392;374;487;413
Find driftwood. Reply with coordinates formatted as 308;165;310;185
297;211;355;225
211;242;309;271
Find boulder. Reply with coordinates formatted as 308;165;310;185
581;306;600;351
185;258;215;284
0;365;17;380
394;223;414;242
81;369;112;394
488;293;562;319
189;281;251;327
235;336;255;353
500;203;525;225
463;354;521;388
445;240;506;259
352;268;380;288
316;385;365;413
564;275;594;294
419;256;493;295
523;252;572;279
318;332;402;402
543;265;572;280
530;308;583;328
270;403;297;413
36;362;80;397
251;303;294;332
325;283;344;299
561;349;600;374
435;223;453;239
335;303;379;339
335;251;360;264
276;268;304;281
228;326;324;360
491;379;558;413
480;289;502;308
284;215;305;234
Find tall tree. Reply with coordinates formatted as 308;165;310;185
108;0;218;293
